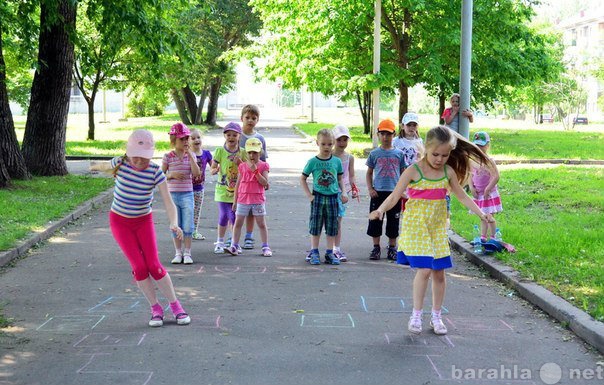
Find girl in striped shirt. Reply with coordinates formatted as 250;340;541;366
90;129;191;327
162;123;201;265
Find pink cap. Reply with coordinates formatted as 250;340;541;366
168;122;191;138
126;130;155;159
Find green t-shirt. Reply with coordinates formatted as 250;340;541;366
302;155;343;196
213;146;247;202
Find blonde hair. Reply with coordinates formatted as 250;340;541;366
190;128;202;138
317;128;334;141
241;104;260;118
112;155;129;177
423;126;493;185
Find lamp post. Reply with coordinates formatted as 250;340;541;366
459;0;473;139
372;0;381;148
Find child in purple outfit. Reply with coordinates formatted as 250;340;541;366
190;129;213;241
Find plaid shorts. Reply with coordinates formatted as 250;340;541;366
309;192;339;236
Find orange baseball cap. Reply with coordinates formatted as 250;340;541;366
377;119;396;133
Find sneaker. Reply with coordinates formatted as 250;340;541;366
225;245;239;256
169;301;191;326
243;237;254;249
225;238;231;247
171;253;183;264
192;232;205;240
305;251;312;262
183;253;193;264
324;252;340;265
334;250;347;262
369;245;381;260
387;246;397;261
309;250;320;265
214;242;225;254
148;305;164;327
236;245;243;254
408;315;422;334
430;316;448;335
262;246;273;257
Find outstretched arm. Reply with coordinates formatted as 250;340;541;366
448;167;493;222
369;166;416;220
89;160;112;173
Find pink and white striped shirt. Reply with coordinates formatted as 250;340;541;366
162;151;194;192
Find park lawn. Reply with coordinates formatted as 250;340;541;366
450;166;604;321
294;123;604;161
0;175;114;251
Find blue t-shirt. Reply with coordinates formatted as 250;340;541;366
302;155;343;196
366;147;406;191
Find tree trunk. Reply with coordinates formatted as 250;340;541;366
397;79;409;123
86;96;95;140
356;90;372;136
22;0;77;176
205;77;222;127
170;88;191;125
194;86;208;125
182;85;197;124
438;89;446;125
0;26;30;184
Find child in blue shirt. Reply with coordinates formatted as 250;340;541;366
366;119;406;261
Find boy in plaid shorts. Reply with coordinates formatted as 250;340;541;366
301;129;349;265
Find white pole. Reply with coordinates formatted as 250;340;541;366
372;0;381;148
310;92;316;123
459;0;473;139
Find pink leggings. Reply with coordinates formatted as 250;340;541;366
109;211;167;281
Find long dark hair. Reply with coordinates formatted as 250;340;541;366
423;126;494;185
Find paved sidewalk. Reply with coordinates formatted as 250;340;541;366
1;126;603;385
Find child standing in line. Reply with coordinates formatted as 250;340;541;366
162;123;201;265
301;129;348;265
226;138;272;257
369;126;495;335
190;129;213;241
210;122;247;254
238;104;268;251
441;93;474;134
469;131;502;241
366;119;406;261
394;112;424;212
90;130;191;327
332;124;358;262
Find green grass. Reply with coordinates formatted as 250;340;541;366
450;166;604;321
0;175;114;251
295;123;604;161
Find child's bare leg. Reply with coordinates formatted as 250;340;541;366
154;274;178;303
245;214;255;235
137;277;159;305
431;269;446;311
217;224;227;239
335;217;343;248
311;235;320;250
326;235;335;250
488;217;497;238
480;219;488;239
232;215;245;246
413;268;432;311
172;237;182;255
255;216;268;245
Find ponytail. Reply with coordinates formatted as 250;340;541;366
424;126;494;185
112;154;128;177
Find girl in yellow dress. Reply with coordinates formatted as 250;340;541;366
369;126;495;336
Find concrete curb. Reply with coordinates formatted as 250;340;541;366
0;188;114;268
449;232;604;355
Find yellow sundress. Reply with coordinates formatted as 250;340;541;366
397;164;452;270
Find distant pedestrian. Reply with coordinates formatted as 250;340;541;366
369;126;495;335
210;122;247;254
189;129;213;241
441;93;473;133
301;129;348;265
366;119;406;261
225;138;272;257
90;129;191;327
238;104;268;251
469;131;502;241
162;123;201;265
331;124;358;262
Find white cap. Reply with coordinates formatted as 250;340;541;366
402;112;419;125
333;124;350;139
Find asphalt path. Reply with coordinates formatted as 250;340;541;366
0;123;602;385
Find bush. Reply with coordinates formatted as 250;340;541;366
127;87;169;117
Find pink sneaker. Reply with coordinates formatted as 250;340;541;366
169;301;190;325
149;303;164;327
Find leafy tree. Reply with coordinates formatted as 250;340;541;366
541;73;587;130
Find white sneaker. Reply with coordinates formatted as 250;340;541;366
408;315;422;334
214;242;225;254
171;254;183;264
183;254;193;264
430;316;448;335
